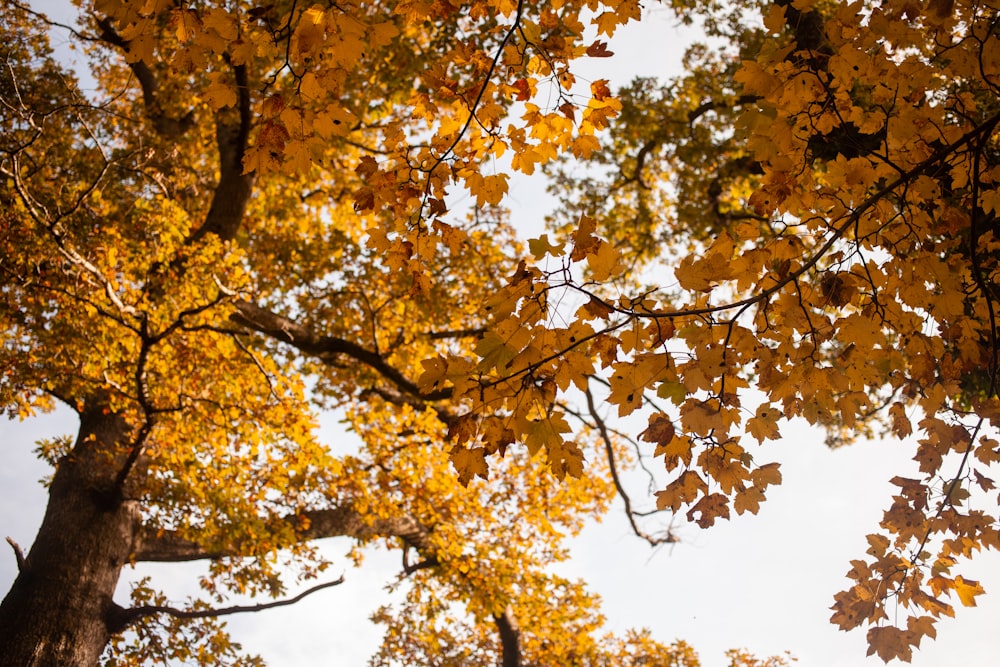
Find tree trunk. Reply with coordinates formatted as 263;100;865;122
0;407;139;666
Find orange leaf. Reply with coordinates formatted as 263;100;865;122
449;446;489;486
585;40;614;58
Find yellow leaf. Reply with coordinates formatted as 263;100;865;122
528;233;565;259
524;412;571;457
202;7;238;40
472;173;509;206
587;240;623;281
369;21;399;48
571;134;601;158
954;575;985;607
203;76;236;110
475;330;517;372
749;462;782;489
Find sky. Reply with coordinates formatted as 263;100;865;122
4;2;1000;666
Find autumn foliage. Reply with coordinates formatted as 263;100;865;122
1;0;999;663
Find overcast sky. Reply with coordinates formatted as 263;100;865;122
4;2;1000;665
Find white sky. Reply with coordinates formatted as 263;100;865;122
4;2;1000;665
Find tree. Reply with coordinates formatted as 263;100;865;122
0;0;995;665
0;0;709;664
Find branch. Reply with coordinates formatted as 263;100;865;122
427;328;485;340
5;537;25;572
191;61;255;242
584;385;676;546
402;546;439;575
108;577;345;632
687;93;760;124
360;384;456;427
413;0;526;224
232;301;453;402
132;507;434;562
95;17;195;138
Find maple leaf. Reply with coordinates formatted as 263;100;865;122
679;400;724;437
657;434;694;471
655;471;707;512
590;79;612;101
203;75;236;110
511;78;532;101
450;446;489;486
524;412;572;458
866;626;912;663
571;134;602;158
548;440;586;479
686;493;731;528
749;463;782;490
585;40;615;57
733;486;766;515
639;413;676;446
953;576;985;607
528;233;565;259
579;295;616;320
475;330;518;372
570;215;600;260
587;239;624;281
746;405;781;443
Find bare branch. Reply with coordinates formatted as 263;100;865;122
109;577;345;633
584;385;676;547
5;537;25;572
402;546;439;575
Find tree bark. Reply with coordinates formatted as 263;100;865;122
0;406;140;666
495;604;521;667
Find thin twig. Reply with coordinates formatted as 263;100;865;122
584;385;676;546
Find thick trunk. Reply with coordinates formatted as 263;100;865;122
0;407;139;666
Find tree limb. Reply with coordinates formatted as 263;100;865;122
402;546;439;575
191;61;255;242
687;93;760;124
108;577;345;633
231;301;453;402
132;507;434;562
95;17;196;138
